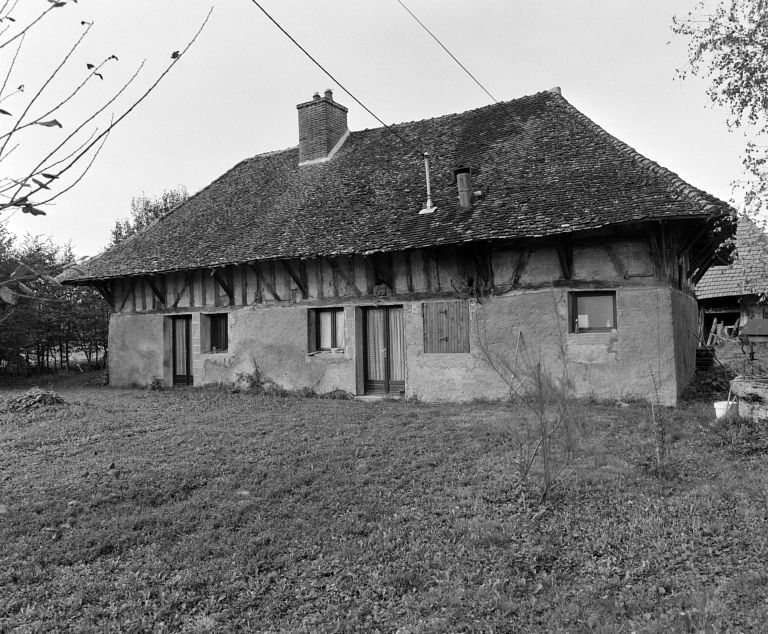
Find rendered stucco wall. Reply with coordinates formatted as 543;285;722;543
671;290;698;396
198;305;356;392
108;312;166;387
107;287;684;404
406;287;679;405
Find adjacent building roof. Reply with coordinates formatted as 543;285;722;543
62;88;734;283
696;217;768;300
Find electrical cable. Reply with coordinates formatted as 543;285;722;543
394;0;498;104
247;0;426;160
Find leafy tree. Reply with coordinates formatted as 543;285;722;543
673;0;768;216
0;231;108;375
109;186;188;247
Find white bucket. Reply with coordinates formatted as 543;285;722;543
714;400;735;419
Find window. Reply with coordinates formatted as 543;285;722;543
310;308;345;351
571;292;616;333
423;300;470;353
202;313;228;352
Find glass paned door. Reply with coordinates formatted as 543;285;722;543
364;306;405;394
172;316;193;386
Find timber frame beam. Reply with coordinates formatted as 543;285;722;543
144;276;166;307
94;281;114;309
689;238;723;285
469;244;493;287
371;254;393;290
604;244;629;279
555;236;572;281
512;249;531;288
212;268;234;305
325;257;361;295
172;272;193;308
283;260;308;297
118;278;136;312
248;262;280;301
646;225;664;277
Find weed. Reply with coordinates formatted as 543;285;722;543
708;413;768;455
147;376;165;391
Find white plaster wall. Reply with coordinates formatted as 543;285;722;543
107;287;684;404
405;287;680;405
199;305;356;393
108;312;166;387
671;290;698;395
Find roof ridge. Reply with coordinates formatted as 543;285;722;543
553;93;731;217
351;89;556;134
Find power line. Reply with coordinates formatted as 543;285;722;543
247;0;425;160
395;0;498;104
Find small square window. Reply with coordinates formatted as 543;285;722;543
311;308;345;351
202;313;228;352
571;292;616;333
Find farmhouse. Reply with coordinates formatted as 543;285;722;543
61;88;734;405
696;216;768;341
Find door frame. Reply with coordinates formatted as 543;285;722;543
361;305;405;395
171;315;193;386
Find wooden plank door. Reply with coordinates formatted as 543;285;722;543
172;316;193;386
364;306;405;395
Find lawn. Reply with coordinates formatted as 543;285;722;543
1;381;767;632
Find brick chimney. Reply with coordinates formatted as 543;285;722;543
296;89;349;165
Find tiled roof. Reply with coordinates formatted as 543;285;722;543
62;89;734;282
696;217;768;300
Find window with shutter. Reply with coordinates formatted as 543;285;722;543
423;300;470;353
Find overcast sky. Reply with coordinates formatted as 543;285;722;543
3;0;754;257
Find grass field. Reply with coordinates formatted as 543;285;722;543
2;380;768;632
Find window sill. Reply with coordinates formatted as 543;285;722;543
308;348;345;356
201;349;228;355
568;330;617;341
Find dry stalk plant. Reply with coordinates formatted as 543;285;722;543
648;363;666;469
474;289;584;502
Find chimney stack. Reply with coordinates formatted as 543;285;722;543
297;89;349;165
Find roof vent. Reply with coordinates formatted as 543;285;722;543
296;89;349;165
419;153;437;215
453;166;474;208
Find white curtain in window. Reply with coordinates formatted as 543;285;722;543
388;308;405;381
319;311;333;349
366;309;386;382
335;310;345;348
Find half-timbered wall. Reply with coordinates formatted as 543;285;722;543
105;224;701;405
105;228;693;315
